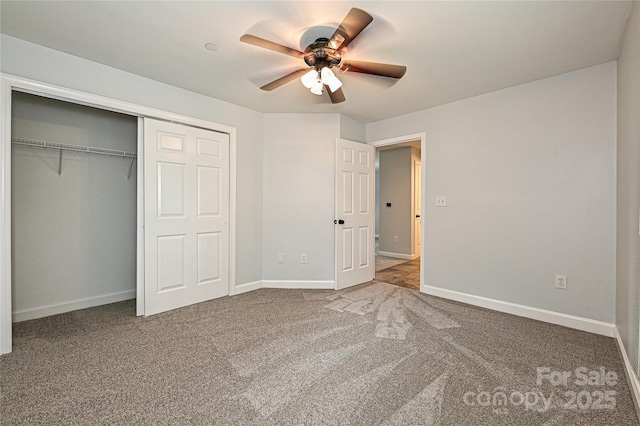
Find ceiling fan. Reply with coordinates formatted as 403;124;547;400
240;8;407;104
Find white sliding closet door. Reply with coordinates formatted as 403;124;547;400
144;118;229;316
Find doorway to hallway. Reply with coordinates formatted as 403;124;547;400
371;133;425;292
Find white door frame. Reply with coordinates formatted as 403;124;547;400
413;159;422;257
368;132;426;292
0;73;237;354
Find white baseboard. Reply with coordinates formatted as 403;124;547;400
232;280;337;295
232;280;263;295
262;280;335;290
378;251;418;260
422;285;615;337
613;326;640;418
12;289;136;323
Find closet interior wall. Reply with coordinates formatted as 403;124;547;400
11;92;137;321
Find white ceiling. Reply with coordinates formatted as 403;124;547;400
0;1;632;123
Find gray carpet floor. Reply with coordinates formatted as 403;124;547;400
1;282;638;425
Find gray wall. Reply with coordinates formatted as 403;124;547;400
1;34;264;287
11;92;137;314
340;115;366;143
262;113;340;282
379;147;412;256
616;1;640;368
368;62;617;323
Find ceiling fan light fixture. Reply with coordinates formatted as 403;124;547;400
301;69;318;89
241;8;405;104
310;79;324;95
321;67;342;93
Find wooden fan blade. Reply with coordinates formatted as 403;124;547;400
326;86;346;104
328;8;373;50
240;34;304;59
340;60;407;79
260;69;309;91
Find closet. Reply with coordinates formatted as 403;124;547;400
11;92;138;322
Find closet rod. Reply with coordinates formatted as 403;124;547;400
12;137;137;179
11;138;137;158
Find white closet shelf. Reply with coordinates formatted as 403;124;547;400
11;137;136;158
11;137;137;179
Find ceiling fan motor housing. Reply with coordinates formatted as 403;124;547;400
304;38;342;69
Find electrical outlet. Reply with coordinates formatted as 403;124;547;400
301;253;307;264
555;275;567;290
394;236;399;243
278;253;285;264
436;196;447;207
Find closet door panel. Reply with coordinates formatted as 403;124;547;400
197;232;221;284
158;162;186;218
157;131;186;154
144;118;229;316
197;166;221;217
157;235;186;292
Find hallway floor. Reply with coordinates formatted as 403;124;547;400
374;257;420;290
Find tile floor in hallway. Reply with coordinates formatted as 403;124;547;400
374;256;420;290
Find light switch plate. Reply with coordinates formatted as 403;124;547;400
436;196;447;207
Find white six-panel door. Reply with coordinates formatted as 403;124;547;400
335;139;375;290
144;118;229;316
